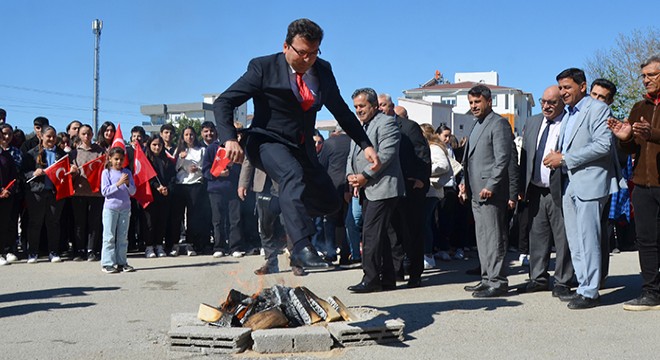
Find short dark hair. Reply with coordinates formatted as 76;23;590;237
351;88;379;107
160;123;175;133
33;116;49;127
0;108;6;118
200;121;216;131
591;78;617;100
285;18;324;45
468;85;492;100
130;126;146;137
556;68;587;85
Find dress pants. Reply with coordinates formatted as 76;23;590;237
26;190;63;255
631;186;660;295
563;184;607;299
256;194;287;267
0;196;14;253
71;196;104;253
392;186;426;281
255;141;340;250
472;197;508;289
527;184;573;286
143;193;171;250
209;192;242;253
361;197;399;286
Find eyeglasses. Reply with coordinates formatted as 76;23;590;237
640;72;660;80
289;43;321;58
539;98;559;106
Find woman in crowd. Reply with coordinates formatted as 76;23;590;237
21;125;67;263
172;126;208;256
436;125;465;260
143;135;176;258
68;124;105;261
97;121;116;150
0;124;19;265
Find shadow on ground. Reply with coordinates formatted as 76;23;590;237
0;286;117;318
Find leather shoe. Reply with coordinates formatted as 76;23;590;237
559;291;579;302
254;264;279;275
464;282;488;292
289;246;330;269
348;281;382;293
567;294;600;309
552;285;572;298
472;286;508;298
407;278;421;288
518;281;549;294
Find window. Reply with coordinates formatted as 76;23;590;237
491;95;498;107
504;95;509;110
441;97;456;106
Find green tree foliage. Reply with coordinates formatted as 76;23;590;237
585;27;660;119
174;115;202;142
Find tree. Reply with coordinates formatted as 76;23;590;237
585;27;660;119
174;115;202;142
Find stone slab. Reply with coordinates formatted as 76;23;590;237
168;314;252;354
251;326;334;353
327;318;405;347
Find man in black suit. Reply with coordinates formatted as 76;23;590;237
518;85;574;297
214;18;380;269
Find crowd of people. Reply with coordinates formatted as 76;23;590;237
1;18;659;313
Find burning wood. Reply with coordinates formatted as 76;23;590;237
197;285;352;330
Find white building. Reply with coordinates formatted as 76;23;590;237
140;94;248;134
400;71;535;139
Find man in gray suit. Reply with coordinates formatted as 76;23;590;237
518;85;574;297
543;68;623;309
346;88;404;293
460;85;513;298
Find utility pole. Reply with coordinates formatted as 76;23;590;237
92;19;103;133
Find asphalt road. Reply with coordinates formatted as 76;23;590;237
1;249;658;359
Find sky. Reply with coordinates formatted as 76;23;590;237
1;0;657;135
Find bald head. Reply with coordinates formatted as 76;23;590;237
541;86;564;120
394;106;408;119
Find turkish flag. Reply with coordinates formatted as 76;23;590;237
131;142;156;208
44;155;75;200
111;123;130;168
80;154;106;193
133;181;153;209
210;147;231;177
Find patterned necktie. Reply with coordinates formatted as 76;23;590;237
533;119;554;180
296;73;315;111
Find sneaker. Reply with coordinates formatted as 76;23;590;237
155;245;167;257
453;248;465;260
119;264;135;273
260;248;265;257
623;291;660;311
102;266;119;274
186;246;197;257
169;245;179;257
519;254;529;266
0;256;7;266
27;254;38;264
213;251;225;258
87;252;98;262
145;246;156;258
49;252;62;263
435;250;451;261
5;253;18;263
232;251;245;258
424;255;436;269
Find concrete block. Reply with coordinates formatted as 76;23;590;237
170;313;204;330
251;326;333;353
327;318;405;347
168;322;251;354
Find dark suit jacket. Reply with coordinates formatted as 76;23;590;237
520;114;562;207
213;53;371;168
318;133;351;192
396;116;431;193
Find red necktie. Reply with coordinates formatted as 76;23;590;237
296;73;315;111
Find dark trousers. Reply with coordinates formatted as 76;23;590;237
59;198;74;253
209;192;242;253
171;183;210;251
144;194;171;249
71;196;104;254
255;142;340;250
240;190;261;250
0;196;14;253
26;191;63;255
362;197;399;286
392;187;426;281
256;194;287;267
631;186;660;294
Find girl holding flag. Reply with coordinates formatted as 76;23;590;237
21;125;68;263
68;124;106;261
0;124;19;265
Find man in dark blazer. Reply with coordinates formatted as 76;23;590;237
214;19;380;269
518;86;574;297
460;85;513;298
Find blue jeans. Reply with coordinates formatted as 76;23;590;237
344;196;362;260
102;208;131;267
423;197;440;254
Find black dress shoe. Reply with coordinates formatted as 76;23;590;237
289;246;330;269
518;281;549;293
472;286;508;298
348;281;382;293
464;282;488;292
407;278;421;288
567;294;600;309
559;291;579;302
382;283;397;291
552;285;572;298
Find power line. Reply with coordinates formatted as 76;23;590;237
0;83;146;105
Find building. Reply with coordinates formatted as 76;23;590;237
400;71;535;139
140;94;248;134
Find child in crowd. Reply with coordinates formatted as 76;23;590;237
100;147;136;273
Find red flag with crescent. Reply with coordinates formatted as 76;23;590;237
131;142;156;208
80;154;106;193
111;123;130;168
44;155;75;200
210;147;231;177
